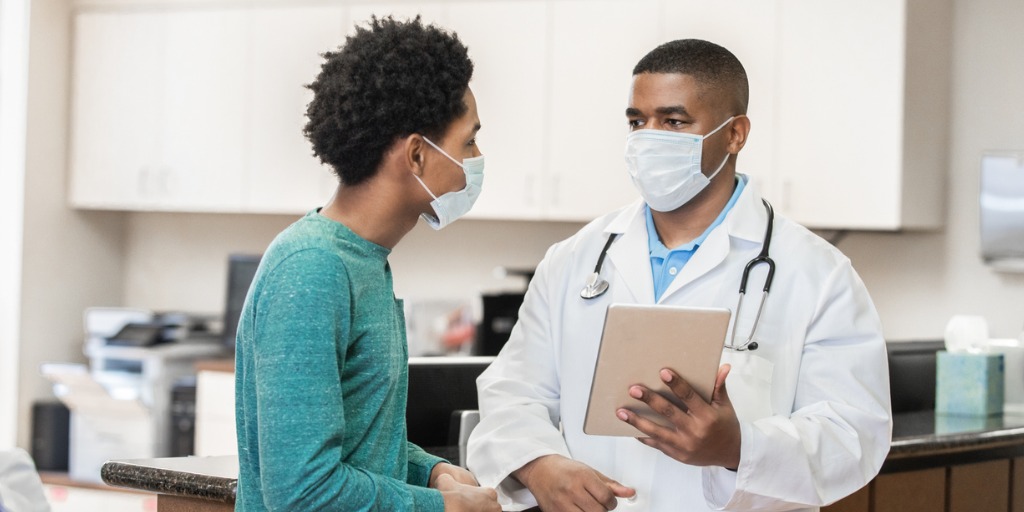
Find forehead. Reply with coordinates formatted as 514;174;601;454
628;73;716;115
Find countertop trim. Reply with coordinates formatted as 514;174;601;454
101;457;236;503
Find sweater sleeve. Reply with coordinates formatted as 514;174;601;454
251;249;444;511
406;442;448;487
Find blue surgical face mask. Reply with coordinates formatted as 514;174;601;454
413;137;485;230
624;116;734;212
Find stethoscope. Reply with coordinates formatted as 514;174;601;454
580;199;775;352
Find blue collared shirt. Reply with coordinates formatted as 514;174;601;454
646;176;747;301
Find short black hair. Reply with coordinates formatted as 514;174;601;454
633;39;748;115
304;16;474;186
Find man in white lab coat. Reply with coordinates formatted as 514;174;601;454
467;39;892;511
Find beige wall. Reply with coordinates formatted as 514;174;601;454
13;0;1024;447
16;0;125;449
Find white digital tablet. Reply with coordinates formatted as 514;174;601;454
583;303;732;437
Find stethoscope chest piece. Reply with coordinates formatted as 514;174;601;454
580;272;610;299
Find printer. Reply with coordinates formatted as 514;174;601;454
43;307;225;483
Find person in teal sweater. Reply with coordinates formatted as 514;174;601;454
234;16;499;512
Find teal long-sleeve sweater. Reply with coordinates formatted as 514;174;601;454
234;211;446;511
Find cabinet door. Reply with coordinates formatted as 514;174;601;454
448;1;547;220
158;9;248;211
69;11;164;209
545;0;661;221
950;460;1010;512
873;468;946;512
245;6;345;213
662;1;780;203
776;0;906;229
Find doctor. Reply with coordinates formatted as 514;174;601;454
467;39;892;511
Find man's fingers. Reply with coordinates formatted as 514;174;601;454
629;384;687;423
617;405;674;440
583;479;619;511
658;369;710;415
712;364;732;406
608;481;636;498
593;469;637;498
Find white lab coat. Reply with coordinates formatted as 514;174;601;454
467;179;892;511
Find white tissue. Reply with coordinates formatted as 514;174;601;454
944;315;990;353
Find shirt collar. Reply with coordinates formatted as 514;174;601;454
645;175;748;256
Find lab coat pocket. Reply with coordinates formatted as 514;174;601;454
720;351;774;423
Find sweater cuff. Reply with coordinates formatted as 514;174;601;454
408;450;447;487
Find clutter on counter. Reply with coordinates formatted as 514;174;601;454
40;307;228;484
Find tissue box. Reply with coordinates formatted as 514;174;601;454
935;351;1004;416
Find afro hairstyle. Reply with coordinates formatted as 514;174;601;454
633;39;749;115
304;16;474;186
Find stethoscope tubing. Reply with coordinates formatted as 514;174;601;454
580;199;775;352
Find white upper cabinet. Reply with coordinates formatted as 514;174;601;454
774;0;951;230
448;1;548;221
245;6;344;214
70;11;164;209
543;0;660;221
70;7;342;213
661;0;780;203
71;9;247;211
160;10;248;211
68;0;949;228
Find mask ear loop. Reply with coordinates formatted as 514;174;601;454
422;136;465;169
703;116;736;182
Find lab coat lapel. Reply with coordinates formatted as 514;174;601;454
604;201;655;304
657;180;768;303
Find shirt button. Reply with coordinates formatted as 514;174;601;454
668;267;678;276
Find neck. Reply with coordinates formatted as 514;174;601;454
651;172;738;248
318;181;420;250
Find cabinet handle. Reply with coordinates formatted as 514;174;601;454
550;174;560;208
160;167;171;197
782;179;792;212
138;167;150;197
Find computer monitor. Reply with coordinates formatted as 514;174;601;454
406;356;493;450
223;254;262;351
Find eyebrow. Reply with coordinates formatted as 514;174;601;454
655;106;690;116
624;106;691;117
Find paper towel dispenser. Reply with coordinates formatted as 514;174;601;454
981;152;1024;271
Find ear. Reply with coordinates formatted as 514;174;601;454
727;115;751;154
402;134;428;176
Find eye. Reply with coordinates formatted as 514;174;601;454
665;118;686;128
627;119;644;129
467;138;476;146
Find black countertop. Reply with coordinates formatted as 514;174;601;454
100;412;1024;503
101;455;238;503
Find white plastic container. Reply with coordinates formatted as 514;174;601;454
986;338;1024;413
